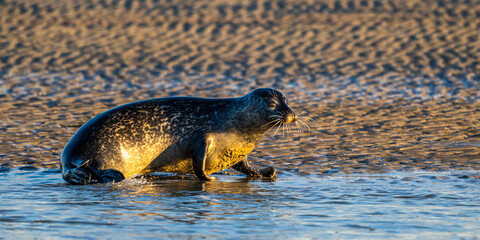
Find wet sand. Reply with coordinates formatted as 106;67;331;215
1;0;479;174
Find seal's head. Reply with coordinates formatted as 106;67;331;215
244;88;297;129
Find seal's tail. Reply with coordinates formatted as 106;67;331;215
62;160;125;185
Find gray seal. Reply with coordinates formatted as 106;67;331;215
60;88;297;184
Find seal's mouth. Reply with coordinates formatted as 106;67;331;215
284;111;297;124
264;110;310;138
266;110;297;127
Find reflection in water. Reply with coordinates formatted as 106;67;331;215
107;174;277;224
1;169;478;239
114;174;265;196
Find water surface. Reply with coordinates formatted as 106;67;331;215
1;169;478;239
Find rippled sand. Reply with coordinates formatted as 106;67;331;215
0;0;479;174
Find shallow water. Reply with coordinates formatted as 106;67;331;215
0;169;478;239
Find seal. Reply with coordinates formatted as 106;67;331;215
60;88;297;184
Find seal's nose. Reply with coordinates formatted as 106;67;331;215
285;112;297;124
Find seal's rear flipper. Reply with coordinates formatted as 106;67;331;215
96;169;125;183
62;167;92;185
62;160;125;184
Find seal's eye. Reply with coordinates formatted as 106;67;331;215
268;101;277;109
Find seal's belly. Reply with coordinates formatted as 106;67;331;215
99;127;256;177
156;159;194;174
142;142;256;176
206;142;256;174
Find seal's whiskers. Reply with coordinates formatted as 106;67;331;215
292;111;311;134
262;118;282;140
262;118;281;129
297;119;311;132
273;120;283;137
294;121;304;135
285;122;292;139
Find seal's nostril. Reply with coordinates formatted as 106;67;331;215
286;113;297;124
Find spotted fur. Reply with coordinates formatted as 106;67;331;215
60;88;296;184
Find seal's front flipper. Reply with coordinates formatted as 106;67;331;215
259;166;276;179
232;157;277;179
232;157;261;178
193;137;216;181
